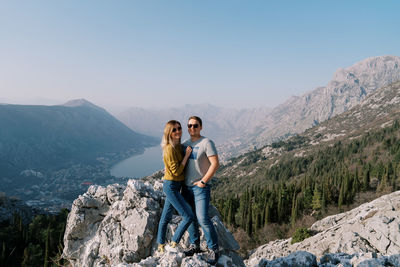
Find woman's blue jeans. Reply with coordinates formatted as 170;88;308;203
156;180;195;244
182;184;219;251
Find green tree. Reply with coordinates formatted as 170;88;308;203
44;224;50;267
311;185;322;211
362;167;370;191
290;192;299;228
21;244;43;267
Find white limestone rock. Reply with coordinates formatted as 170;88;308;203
63;179;243;267
246;190;400;267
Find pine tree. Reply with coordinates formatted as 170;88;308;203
378;165;389;192
44;224;50;267
338;180;344;210
264;199;271;226
245;204;253;236
290;192;298;228
227;199;233;226
321;190;326;213
1;242;5;266
311;185;322;211
363;167;370;191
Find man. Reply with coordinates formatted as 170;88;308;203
182;116;220;265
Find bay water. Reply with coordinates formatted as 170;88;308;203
110;145;163;178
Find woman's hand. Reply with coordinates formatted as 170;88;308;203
181;146;192;167
185;146;192;157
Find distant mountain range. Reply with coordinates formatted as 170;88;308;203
219;78;400;183
234;55;400;156
208;75;400;253
0;99;158;177
116;55;400;160
116;104;272;145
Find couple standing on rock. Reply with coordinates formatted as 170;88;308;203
156;116;220;265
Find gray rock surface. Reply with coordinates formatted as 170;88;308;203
64;180;400;267
63;179;242;267
246;191;400;267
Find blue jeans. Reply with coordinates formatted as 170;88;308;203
156;180;195;244
182;184;219;251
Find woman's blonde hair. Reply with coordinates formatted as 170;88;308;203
161;120;181;151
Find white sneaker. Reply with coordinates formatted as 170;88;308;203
165;241;179;253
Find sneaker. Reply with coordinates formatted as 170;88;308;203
165;241;179;252
158;244;165;253
183;243;201;256
206;249;219;265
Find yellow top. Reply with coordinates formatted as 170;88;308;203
163;144;185;181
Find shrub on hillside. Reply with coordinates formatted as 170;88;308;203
291;227;313;244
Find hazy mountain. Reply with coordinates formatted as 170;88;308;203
225;55;400;158
217;79;400;192
0;99;158;177
116;56;400;161
116;104;272;144
209;80;400;253
0;97;62;106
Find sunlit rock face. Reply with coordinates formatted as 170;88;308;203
62;179;243;267
246;190;400;267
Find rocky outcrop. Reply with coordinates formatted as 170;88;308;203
247;251;400;267
63;179;243;267
247;191;400;267
63;180;400;267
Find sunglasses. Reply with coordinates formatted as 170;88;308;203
172;126;182;133
187;124;199;129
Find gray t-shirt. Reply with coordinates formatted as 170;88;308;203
183;137;218;186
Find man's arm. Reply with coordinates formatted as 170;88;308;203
193;155;219;188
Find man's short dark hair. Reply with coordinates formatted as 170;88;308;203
188;116;202;127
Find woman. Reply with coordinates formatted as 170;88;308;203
156;120;195;253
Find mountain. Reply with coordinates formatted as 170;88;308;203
224;55;400;158
0;99;158;177
215;79;400;194
116;104;272;145
116;56;400;160
210;79;400;253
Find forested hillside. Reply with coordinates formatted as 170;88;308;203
0;208;68;267
212;80;400;253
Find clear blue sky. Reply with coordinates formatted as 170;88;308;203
1;0;399;111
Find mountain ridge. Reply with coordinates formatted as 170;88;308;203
115;55;400;160
0;100;158;208
227;55;400;158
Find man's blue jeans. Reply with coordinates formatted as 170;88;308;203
156;180;195;244
182;184;219;251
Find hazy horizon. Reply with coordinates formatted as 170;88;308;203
2;1;400;112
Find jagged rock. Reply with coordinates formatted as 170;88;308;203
63;180;162;266
63;179;243;267
246;191;400;267
318;252;383;267
247;251;317;267
356;254;400;267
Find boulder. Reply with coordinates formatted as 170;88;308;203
63;179;243;267
246;191;400;267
